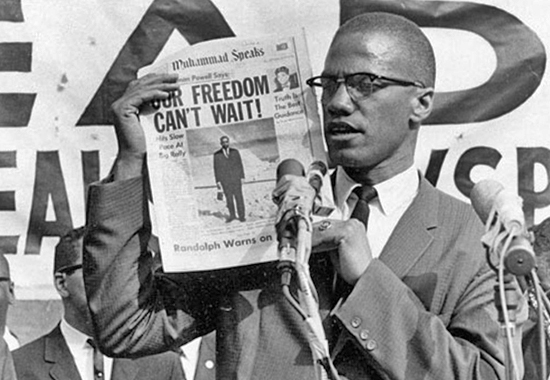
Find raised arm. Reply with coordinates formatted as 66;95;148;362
110;73;179;180
83;73;218;357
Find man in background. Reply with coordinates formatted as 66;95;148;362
12;227;186;380
0;253;17;380
213;135;246;222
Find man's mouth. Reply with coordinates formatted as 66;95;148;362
327;122;359;135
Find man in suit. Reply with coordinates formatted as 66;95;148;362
213;135;246;222
0;254;17;380
12;227;186;380
82;12;526;379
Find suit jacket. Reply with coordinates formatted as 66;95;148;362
12;324;186;380
213;148;244;187
83;174;525;380
191;332;216;380
0;337;17;380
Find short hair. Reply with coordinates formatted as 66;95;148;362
334;12;436;88
0;254;10;279
220;135;229;142
275;66;290;76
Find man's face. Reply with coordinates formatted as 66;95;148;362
277;71;290;86
0;259;14;331
63;268;89;317
54;239;92;328
322;32;419;181
221;138;230;149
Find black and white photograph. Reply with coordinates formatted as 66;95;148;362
2;2;550;380
187;118;279;227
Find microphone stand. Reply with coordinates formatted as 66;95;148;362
277;204;340;380
482;210;526;380
525;269;550;380
494;261;521;380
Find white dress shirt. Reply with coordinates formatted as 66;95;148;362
3;328;19;351
179;337;202;380
333;165;419;258
60;318;113;380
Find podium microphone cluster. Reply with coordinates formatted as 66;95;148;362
275;158;327;245
470;179;536;276
275;158;327;282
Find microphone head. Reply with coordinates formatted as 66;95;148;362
471;179;524;232
309;160;328;176
470;179;504;225
276;159;305;181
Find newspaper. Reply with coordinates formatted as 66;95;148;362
139;30;331;272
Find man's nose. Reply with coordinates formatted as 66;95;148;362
325;83;355;115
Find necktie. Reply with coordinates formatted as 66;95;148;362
349;185;377;228
87;338;104;380
330;185;378;347
332;185;378;301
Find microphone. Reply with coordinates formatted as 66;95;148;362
275;159;309;285
307;161;334;217
471;179;525;234
276;158;305;180
470;179;535;276
275;159;307;254
274;158;333;244
307;160;327;195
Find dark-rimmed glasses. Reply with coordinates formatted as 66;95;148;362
0;277;10;282
58;264;83;275
306;72;424;102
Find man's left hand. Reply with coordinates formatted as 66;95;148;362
313;219;373;285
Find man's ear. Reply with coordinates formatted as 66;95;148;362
54;273;69;298
410;87;434;127
7;281;14;305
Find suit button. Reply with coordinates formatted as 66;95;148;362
351;317;361;328
366;339;377;351
359;329;369;340
205;360;215;369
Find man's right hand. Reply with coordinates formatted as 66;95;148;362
111;73;179;180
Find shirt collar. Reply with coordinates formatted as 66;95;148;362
334;165;419;215
60;318;91;350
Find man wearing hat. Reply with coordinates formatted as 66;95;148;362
0;253;17;380
12;227;186;380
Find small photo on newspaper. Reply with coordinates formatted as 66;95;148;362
139;30;333;272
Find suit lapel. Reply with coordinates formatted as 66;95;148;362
378;177;438;279
45;325;83;380
111;358;139;380
330;170;439;280
195;333;217;380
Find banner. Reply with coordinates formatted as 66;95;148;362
1;0;549;300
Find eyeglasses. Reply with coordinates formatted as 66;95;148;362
0;277;10;282
306;72;424;102
58;264;83;275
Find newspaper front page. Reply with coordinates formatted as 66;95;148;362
139;30;329;272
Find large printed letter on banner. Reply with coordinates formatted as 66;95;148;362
341;0;546;125
77;0;234;126
0;0;36;127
